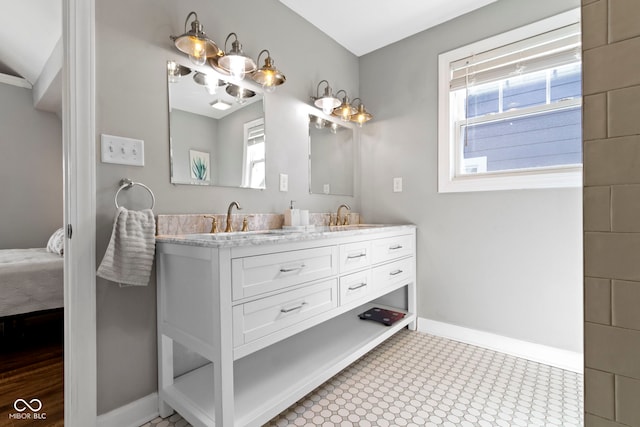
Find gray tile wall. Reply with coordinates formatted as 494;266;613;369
583;0;640;425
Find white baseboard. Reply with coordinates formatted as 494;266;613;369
417;317;583;373
97;392;159;427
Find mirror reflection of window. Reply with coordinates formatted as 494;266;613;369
243;118;266;189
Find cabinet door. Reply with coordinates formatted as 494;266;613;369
371;234;414;264
339;241;372;274
233;279;338;346
232;246;337;300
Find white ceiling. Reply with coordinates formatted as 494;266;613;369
279;0;498;56
0;0;62;84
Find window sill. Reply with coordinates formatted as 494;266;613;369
437;166;582;193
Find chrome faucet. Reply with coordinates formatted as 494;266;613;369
225;201;242;232
336;203;351;226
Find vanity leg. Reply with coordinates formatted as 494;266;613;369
158;334;175;418
212;250;235;426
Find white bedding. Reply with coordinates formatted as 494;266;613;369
0;248;64;317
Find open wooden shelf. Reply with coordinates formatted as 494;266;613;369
161;302;415;427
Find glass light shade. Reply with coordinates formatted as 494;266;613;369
166;61;191;83
252;53;286;92
352;104;372;127
333;98;356;122
313;81;341;114
172;13;219;66
218;35;257;81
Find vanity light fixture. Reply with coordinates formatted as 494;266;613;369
171;12;220;66
193;71;225;95
252;49;286;93
313;80;341;115
226;83;256;104
350;98;373;127
167;60;191;83
332;90;357;122
218;33;257;81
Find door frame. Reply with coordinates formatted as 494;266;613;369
62;0;97;424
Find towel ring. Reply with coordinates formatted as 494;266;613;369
115;178;155;210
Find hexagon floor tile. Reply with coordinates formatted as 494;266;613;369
142;330;583;427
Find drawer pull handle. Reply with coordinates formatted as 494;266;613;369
280;264;306;273
347;253;366;259
389;269;403;276
348;282;367;291
280;302;307;313
389;245;403;250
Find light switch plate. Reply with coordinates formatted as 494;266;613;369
279;173;289;192
393;177;403;192
101;134;145;166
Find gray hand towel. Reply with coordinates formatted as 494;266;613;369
97;207;156;287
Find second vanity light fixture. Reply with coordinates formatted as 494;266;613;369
171;11;287;92
312;80;373;126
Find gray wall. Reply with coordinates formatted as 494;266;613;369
169;109;218;184
95;0;359;414
359;0;583;352
0;82;62;249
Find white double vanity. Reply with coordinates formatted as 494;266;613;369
156;224;417;426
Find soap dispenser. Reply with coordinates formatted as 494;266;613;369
284;200;300;227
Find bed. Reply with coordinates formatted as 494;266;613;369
0;248;64;318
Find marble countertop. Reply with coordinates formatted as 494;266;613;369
156;224;416;248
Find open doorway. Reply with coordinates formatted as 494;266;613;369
0;1;65;424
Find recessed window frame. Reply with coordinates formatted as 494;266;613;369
437;9;582;193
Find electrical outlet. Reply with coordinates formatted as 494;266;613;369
323;184;331;194
279;173;289;192
393;177;403;192
101;134;145;166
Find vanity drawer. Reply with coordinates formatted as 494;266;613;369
339;270;372;306
371;257;413;292
232;246;337;300
371;234;414;264
339;241;372;274
233;279;338;346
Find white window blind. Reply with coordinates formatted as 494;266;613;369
449;23;581;91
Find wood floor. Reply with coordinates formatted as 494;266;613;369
0;310;64;427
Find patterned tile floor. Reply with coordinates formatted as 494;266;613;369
143;330;583;427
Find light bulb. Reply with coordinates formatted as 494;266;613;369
189;53;206;66
263;83;276;94
228;56;246;81
321;99;335;115
340;108;351;122
189;39;206;66
261;71;276;93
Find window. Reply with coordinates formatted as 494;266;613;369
438;10;582;193
242;118;266;189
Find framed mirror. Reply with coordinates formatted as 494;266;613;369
167;61;266;189
308;114;355;196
